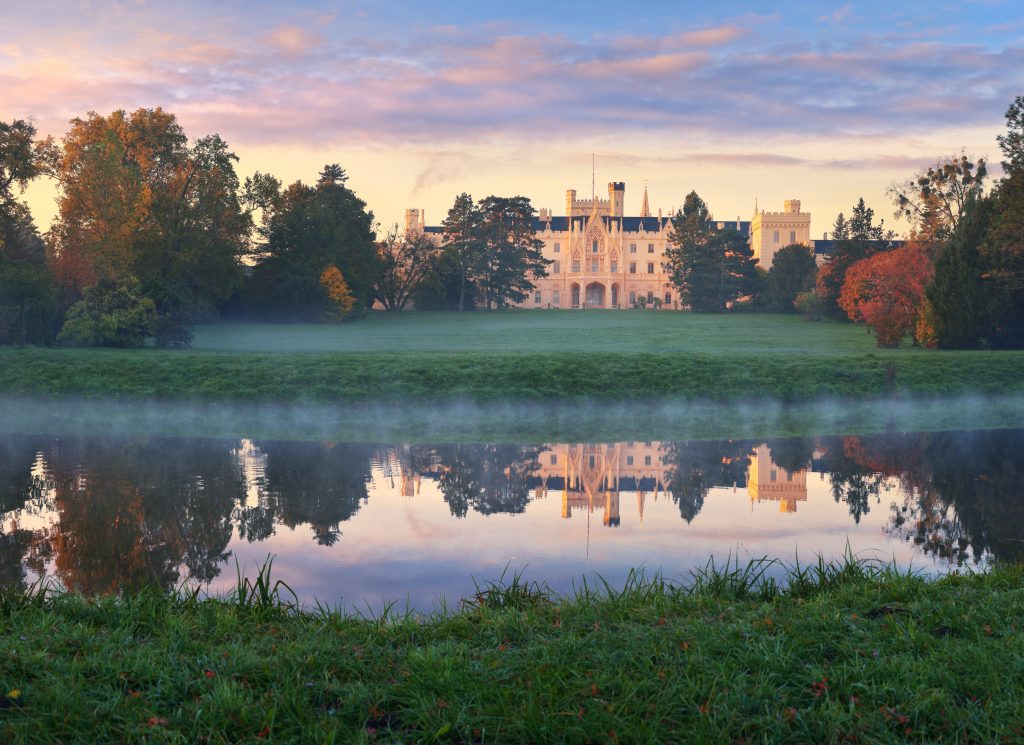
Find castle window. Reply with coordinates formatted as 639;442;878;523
630;243;637;254
591;259;599;272
665;292;671;305
771;470;778;482
553;260;561;274
790;230;796;244
589;455;595;467
551;454;557;465
571;260;580;273
644;455;652;466
648;243;654;253
629;262;636;274
626;455;634;465
592;240;599;253
553;290;560;304
647;262;655;274
610;260;618;273
773;230;780;243
629;291;636;304
554;242;561;253
534;291;542;304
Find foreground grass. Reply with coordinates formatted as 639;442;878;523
1;560;1023;743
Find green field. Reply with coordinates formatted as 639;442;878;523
2;311;1023;405
2;561;1022;743
192;311;903;355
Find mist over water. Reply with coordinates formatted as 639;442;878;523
1;419;1021;612
3;393;1024;442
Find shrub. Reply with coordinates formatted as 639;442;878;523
0;261;57;346
57;278;156;347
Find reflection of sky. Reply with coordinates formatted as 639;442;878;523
0;437;979;612
209;451;935;613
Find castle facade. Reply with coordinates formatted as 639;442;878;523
406;181;813;310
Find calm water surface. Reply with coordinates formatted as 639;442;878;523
1;430;1021;610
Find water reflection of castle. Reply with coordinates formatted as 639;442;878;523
521;442;809;527
747;444;808;513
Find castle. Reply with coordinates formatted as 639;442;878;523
405;181;813;310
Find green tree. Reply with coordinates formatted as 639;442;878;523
763;244;817;313
246;166;379;320
412;246;478;310
926;196;994;349
441;193;483;311
665;191;758;311
0;119;58;345
997;95;1024;174
473;196;549;309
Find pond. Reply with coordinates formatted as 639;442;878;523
1;429;1021;610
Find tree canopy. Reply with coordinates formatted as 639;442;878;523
664;191;758;311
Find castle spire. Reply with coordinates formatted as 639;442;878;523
640;181;650;218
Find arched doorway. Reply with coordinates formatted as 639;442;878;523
571;283;581;309
610;283;620;308
585;282;605;308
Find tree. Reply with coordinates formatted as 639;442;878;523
412;246;478;310
888;152;987;243
0;119;58;345
763;244;817;313
817;198;893;317
926;197;994;349
838;243;933;347
319;266;356;321
441;193;484;311
997;95;1024;174
57;277;156;347
374;225;439;311
245;167;379;320
473;196;549;309
48;109;251;327
665;191;758;311
980;170;1024;347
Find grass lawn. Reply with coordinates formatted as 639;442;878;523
191;310;901;355
1;561;1022;742
2;311;1023;404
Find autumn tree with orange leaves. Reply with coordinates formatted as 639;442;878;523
48;108;255;344
839;243;933;347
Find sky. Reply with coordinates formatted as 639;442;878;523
3;0;1023;235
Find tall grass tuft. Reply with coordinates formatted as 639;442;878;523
233;555;298;613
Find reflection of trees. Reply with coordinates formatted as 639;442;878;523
249;442;376;546
663;440;754;523
432;444;543;518
764;437;815;473
897;431;1024;564
35;437;242;594
815;436;893;524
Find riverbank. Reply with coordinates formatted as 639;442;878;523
3;347;1024;404
1;561;1022;742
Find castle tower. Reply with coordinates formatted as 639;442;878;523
640;182;650;218
750;199;812;270
404;208;425;235
608;182;625;217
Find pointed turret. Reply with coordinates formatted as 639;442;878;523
640;181;651;218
